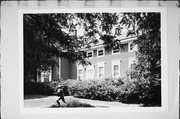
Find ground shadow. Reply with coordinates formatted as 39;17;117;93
24;95;50;100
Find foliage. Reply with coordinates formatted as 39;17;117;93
24;12;161;82
24;13;161;106
24;82;55;95
24;14;91;82
119;13;161;105
24;76;161;106
24;81;69;96
120;13;161;79
59;78;161;105
24;13;128;82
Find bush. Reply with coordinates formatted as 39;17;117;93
127;68;161;105
24;82;56;95
59;78;127;102
59;77;161;105
24;81;70;96
61;79;123;101
24;76;161;106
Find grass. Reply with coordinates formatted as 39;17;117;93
24;95;141;108
50;99;94;108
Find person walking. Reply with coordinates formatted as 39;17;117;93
56;84;67;107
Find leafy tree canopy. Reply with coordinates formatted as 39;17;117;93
120;13;161;79
24;12;161;81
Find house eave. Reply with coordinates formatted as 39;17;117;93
81;36;137;51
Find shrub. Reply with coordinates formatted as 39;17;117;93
24;76;161;106
59;77;161;105
24;81;70;96
127;68;161;105
24;82;55;95
59;79;125;102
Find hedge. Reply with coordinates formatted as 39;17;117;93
24;81;69;96
60;77;161;105
24;77;161;105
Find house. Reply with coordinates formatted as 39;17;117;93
37;36;137;82
76;37;137;80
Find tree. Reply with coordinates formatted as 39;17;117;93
120;13;161;79
24;14;88;82
119;13;161;105
24;13;122;82
24;12;161;83
78;12;161;79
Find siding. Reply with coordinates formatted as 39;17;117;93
70;62;77;79
86;49;136;78
61;58;71;79
69;47;136;80
52;57;59;81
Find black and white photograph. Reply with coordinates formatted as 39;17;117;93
1;0;180;119
23;11;162;108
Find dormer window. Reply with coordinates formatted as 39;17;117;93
112;47;120;54
97;48;105;57
87;51;93;58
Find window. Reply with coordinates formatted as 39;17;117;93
121;43;128;53
112;60;120;78
78;69;83;80
37;68;52;82
77;65;83;80
112;47;120;54
97;48;105;57
87;51;93;58
86;66;94;80
97;62;105;79
113;65;119;78
98;67;104;79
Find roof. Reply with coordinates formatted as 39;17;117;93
81;36;137;51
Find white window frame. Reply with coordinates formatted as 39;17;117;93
77;65;84;80
86;65;94;80
112;60;121;78
112;47;120;55
128;57;136;68
86;50;93;58
97;62;105;79
97;48;105;57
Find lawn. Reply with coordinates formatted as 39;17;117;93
24;95;141;108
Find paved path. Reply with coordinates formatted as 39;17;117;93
24;95;141;108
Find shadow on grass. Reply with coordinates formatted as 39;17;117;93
24;95;50;100
50;99;94;108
